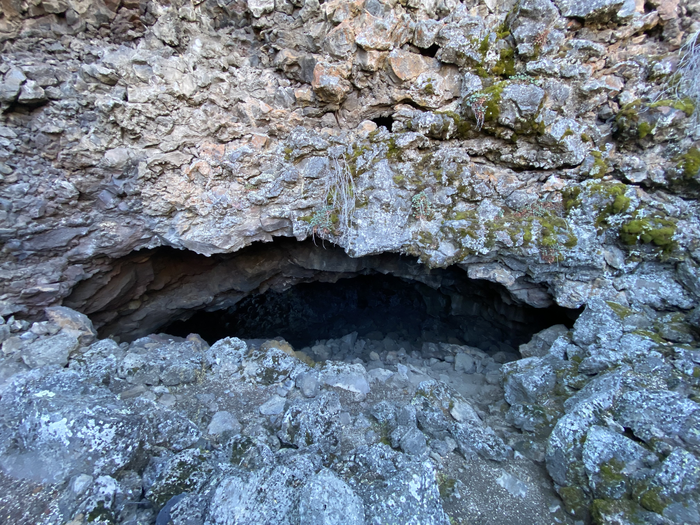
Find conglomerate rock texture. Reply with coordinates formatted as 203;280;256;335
1;0;700;524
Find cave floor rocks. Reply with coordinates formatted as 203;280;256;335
0;307;574;525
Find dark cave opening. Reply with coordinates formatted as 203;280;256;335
418;43;440;58
163;270;580;354
371;114;395;131
65;238;581;356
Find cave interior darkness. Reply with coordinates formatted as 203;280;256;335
63;238;581;359
164;271;579;355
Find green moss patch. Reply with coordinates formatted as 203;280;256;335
678;147;700;179
559;485;589;519
591;183;630;228
648;97;695;116
492;47;515;77
606;301;634;319
619;217;677;251
638;121;654;139
589;150;609;179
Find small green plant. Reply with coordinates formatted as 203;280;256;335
309;205;335;244
509;73;543;86
411;191;433;220
675;30;700;131
533;27;550;57
437;473;457;498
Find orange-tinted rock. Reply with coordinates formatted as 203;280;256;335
387;49;439;82
312;63;352;104
354;12;397;50
324;20;356;58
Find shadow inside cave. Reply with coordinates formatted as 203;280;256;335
64;238;581;357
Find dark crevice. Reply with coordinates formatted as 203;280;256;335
419;43;440;58
372;115;395;131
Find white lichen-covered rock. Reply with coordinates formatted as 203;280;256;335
0;368;143;483
321;361;371;395
21;333;79;369
299;469;366;525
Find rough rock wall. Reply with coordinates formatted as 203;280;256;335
0;0;699;321
1;2;700;524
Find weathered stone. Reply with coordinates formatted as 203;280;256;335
299;469;365;525
0;368;143;483
582;425;652;499
207;411;241;435
45;306;97;344
259;394;287;415
519;325;569;358
278;392;343;453
296;370;320;397
454;352;475;373
145;448;212;508
387;49;438;82
248;0;275;18
41;0;69;14
362;458;450;525
207;455;318;524
17;80;46;104
311;63;352;104
554;0;626;20
502;357;556;405
355;13;397;51
324;20;356;59
22;333;79;369
321;361;370;395
0;67;26;103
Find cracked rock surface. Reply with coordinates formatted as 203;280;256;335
1;0;700;523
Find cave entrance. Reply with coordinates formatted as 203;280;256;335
64;238;580;360
163;272;578;355
371;114;395;131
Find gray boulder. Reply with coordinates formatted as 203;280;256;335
278;392;343;453
17;80;46;104
45;306;97;344
208;411;241;436
412;380;511;461
144;448;213;508
296;370;320;398
0;67;26;103
299;469;365;525
362;458;450;525
209;337;248;377
519;324;569;358
582;425;654;499
0;368;143;484
207;455;318;525
502;357;557;405
321;361;370;395
21;333;79;369
554;0;626;20
614;390;700;452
